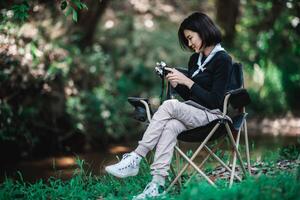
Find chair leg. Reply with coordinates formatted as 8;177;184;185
229;121;242;187
243;119;251;175
204;145;242;182
169;141;183;190
170;164;181;190
183;149;211;187
184;137;242;187
184;137;226;186
225;123;248;177
175;141;182;187
166;123;220;192
171;146;216;189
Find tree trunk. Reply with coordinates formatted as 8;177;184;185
75;0;109;50
215;0;240;46
251;0;285;32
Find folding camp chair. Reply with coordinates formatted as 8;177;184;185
167;62;251;190
128;62;251;190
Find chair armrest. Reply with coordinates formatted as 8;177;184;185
226;88;246;95
128;97;150;107
225;88;251;109
128;97;153;122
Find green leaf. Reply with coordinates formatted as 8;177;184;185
71;0;88;10
81;3;88;10
72;9;78;22
74;1;82;9
65;7;73;17
11;3;30;22
60;0;68;10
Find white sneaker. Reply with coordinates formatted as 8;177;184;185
105;152;142;178
132;182;165;200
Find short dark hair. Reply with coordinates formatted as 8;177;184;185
178;12;222;51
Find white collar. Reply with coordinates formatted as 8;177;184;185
192;43;225;77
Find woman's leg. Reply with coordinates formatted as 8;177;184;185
137;99;220;180
135;99;218;157
150;119;186;185
133;100;220;199
105;99;179;178
135;99;180;157
106;99;219;179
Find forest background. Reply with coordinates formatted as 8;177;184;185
0;0;299;162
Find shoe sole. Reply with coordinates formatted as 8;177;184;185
133;192;166;200
105;167;138;178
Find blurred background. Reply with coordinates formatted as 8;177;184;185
0;0;299;182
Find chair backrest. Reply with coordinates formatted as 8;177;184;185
225;62;251;109
227;62;244;91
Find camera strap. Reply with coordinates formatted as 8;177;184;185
160;78;172;105
160;78;165;104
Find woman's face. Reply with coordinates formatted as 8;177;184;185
183;29;203;53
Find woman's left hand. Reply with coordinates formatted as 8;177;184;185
165;67;194;89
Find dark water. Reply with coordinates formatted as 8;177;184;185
0;134;299;183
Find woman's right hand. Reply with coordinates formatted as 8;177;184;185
165;67;194;89
167;79;178;88
164;68;178;88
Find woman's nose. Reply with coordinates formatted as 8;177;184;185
188;40;192;47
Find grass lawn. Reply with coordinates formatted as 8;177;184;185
0;147;299;200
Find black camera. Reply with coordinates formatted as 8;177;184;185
155;61;171;78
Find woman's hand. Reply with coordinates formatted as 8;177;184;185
165;67;194;89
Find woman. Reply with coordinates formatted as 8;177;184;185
105;12;232;199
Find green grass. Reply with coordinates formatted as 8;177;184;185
179;170;300;200
0;149;299;200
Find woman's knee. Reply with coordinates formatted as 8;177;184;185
153;99;180;119
160;99;179;112
162;99;178;107
164;119;186;134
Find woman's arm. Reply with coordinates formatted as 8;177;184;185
173;84;190;100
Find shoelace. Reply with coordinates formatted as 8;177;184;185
121;153;130;159
120;153;139;168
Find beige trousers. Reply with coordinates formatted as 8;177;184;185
134;99;222;177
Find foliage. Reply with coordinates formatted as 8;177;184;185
233;0;300;116
1;0;87;23
1;0;300;159
63;0;88;22
279;143;300;160
97;12;189;98
0;100;39;156
179;171;300;200
0;14;135;158
247;63;287;115
11;0;30;21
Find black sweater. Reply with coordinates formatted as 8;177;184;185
174;51;232;110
